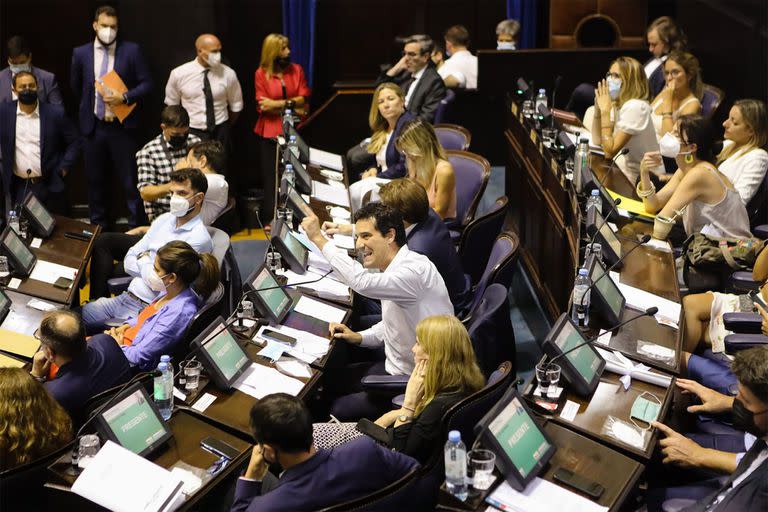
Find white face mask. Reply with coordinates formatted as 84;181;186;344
206;51;222;67
607;77;622;100
9;62;31;74
147;269;168;292
169;193;194;217
97;27;117;45
658;132;692;158
497;41;516;50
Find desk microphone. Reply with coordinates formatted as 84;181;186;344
17;169;32;212
579;234;651;307
607;147;630;175
548;307;658;367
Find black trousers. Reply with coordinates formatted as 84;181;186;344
88;232;142;300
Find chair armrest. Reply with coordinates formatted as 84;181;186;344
107;277;132;296
391;393;405;409
724;333;768;352
753;225;768;240
728;271;761;293
361;374;409;394
723;312;762;333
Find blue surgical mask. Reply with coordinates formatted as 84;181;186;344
497;41;516;51
607;77;622;100
9;62;31;75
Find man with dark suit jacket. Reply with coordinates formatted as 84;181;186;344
231;393;420;512
29;311;131;427
0;36;62;104
375;35;446;124
649;347;768;511
0;71;79;214
70;5;153;228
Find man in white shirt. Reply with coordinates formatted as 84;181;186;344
180;140;229;225
438;25;478;89
301;202;453;420
164;33;243;150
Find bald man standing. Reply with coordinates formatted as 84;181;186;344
164;33;243;151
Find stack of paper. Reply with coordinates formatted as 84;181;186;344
312;180;350;207
29;260;78;286
609;273;681;328
253;324;330;363
233;363;305;399
281;269;350;300
486;478;608;512
309;147;343;171
294;296;346;323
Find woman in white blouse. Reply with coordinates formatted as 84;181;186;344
650;51;702;140
591;56;662;183
716;99;768;205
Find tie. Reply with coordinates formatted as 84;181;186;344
402;76;415;107
203;69;215;132
96;45;109;120
703;439;766;511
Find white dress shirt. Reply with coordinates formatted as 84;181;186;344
404;66;426;108
164;59;244;130
14;102;42;178
437;50;478;89
93;38;116;118
321;243;453;375
718;140;768;205
201;173;229;225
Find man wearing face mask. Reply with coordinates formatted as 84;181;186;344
0;71;80;214
71;5;153;229
82;168;212;332
164;33;243;149
0;36;62;104
231;393;419;512
136;105;201;222
648;347;768;511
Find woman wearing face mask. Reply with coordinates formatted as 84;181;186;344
716;99;768;205
253;33;311;227
650;51;702;140
312;315;485;464
591;56;663;183
105;240;219;371
638;115;751;241
495;19;520;50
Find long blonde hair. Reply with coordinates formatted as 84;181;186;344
414;315;484;416
611;56;649;107
367;83;405;155
395;118;446;188
718;99;768;163
0;368;72;471
259;33;289;79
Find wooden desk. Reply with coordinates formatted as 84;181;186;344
11;217;100;306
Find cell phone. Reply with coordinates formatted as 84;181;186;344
356;418;391;445
749;290;768;310
200;436;240;460
64;231;92;241
552;467;605;500
53;276;73;289
261;329;297;346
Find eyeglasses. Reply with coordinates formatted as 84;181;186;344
402;51;422;58
605;72;621;80
33;328;41;341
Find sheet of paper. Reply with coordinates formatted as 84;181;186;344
8;278;20;289
257;340;287;361
293;295;346;323
312;180;350;207
169;466;203;495
191;392;217;413
276;358;313;378
309;147;343;171
30;237;42;248
560;400;580;421
331;234;355;250
233;363;304;399
487;479;608;512
1;307;46;336
253;324;331;360
292;229;325;258
609;276;681;328
29;260;78;285
606;189;655;219
71;441;185;512
0;328;39;358
281;269;350;300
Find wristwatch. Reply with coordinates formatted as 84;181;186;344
285;99;296;109
397;413;412;423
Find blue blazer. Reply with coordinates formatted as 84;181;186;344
378;110;416;180
70;40;153;134
0;100;81;195
0;66;63;105
647;57;666;99
407;209;472;313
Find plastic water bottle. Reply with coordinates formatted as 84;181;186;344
444;430;468;501
535;88;548;112
284;163;296;188
572;268;591;327
288;134;300;159
282;108;294;130
8;211;19;235
586;189;601;214
154;360;174;420
160;355;173;379
574;138;590;193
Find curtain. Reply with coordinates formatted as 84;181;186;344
282;0;318;86
506;0;537;49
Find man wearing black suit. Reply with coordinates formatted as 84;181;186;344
0;71;80;214
376;35;446;124
0;36;62;105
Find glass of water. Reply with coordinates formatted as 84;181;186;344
546;364;562;398
183;360;202;391
0;255;9;277
78;434;101;469
468;449;496;491
542;127;558;148
266;250;282;273
535;361;551;395
522;100;535;119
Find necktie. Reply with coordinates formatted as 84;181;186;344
96;45;109;120
203;69;215;132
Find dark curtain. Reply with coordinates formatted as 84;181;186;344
282;0;318;87
506;0;537;49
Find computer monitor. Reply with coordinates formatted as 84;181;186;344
0;289;11;325
586;207;623;269
192;317;251;390
0;226;36;276
284;124;309;164
283;147;312;195
95;383;173;457
585;254;626;325
475;388;556;491
21;192;55;237
271;220;308;274
244;264;293;324
286;188;313;221
542;313;606;397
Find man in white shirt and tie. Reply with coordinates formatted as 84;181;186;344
164;34;244;150
301;202;453;420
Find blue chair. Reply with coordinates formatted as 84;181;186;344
221;246;242;316
434;123;471;151
466;283;516;378
466;232;520;315
457;196;509;286
433;89;455;125
701;84;725;119
444;150;491;239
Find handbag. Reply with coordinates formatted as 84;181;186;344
682;233;766;270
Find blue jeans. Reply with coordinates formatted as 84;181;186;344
82;292;145;333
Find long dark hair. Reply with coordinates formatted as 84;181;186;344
156;241;219;299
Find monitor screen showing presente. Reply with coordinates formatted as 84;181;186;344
489;396;552;479
202;324;250;381
552;321;603;384
589;259;624;319
595;210;622;258
24;193;55;235
251;267;292;319
4;229;34;270
101;388;170;455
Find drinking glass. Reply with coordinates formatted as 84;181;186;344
468;449;496;491
183;360;202;391
78;434;101;469
546;364;562;398
266;251;282;273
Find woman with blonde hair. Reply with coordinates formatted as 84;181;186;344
253;33;311;225
717;99;768;204
0;368;72;471
650;51;702;139
591;56;662;182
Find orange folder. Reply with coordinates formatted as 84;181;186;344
95;69;136;123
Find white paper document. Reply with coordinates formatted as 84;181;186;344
293;295;346;323
309;147;343;171
233;363;305;399
595;347;673;389
312;180;350;207
281;269;350;300
29;260;78;285
253;324;331;363
330;234;355;250
609;272;680;328
71;440;185;512
486;478;608;512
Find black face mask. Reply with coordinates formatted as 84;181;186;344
274;56;291;70
732;398;765;437
167;133;188;150
17;89;38;105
